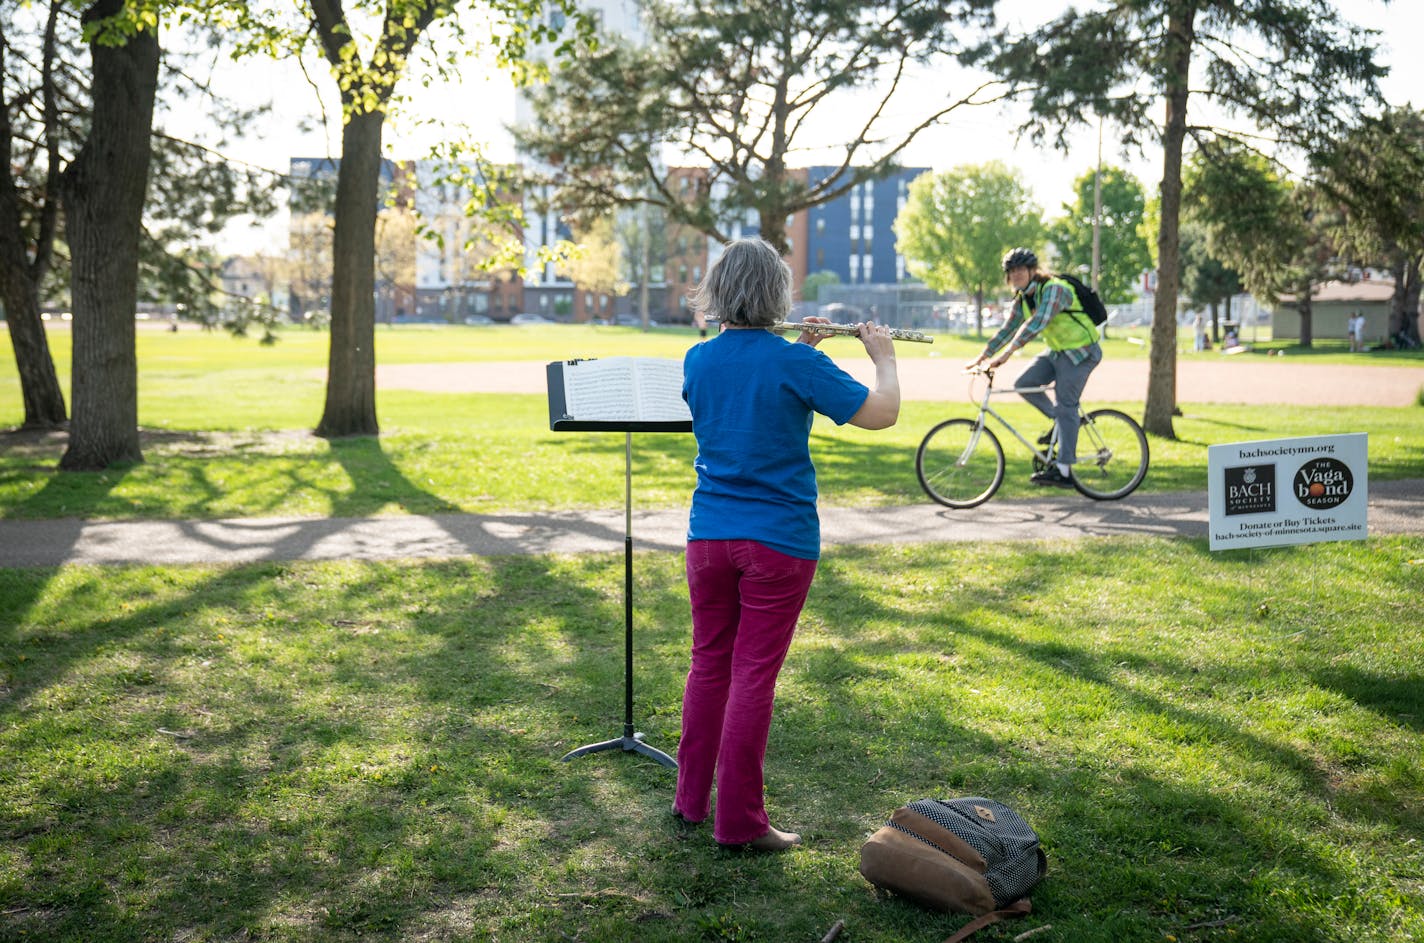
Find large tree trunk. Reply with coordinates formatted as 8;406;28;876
316;109;383;438
1298;277;1315;350
1390;251;1423;344
757;205;790;258
0;1;68;429
1145;6;1195;438
0;283;67;429
1402;254;1422;344
638;210;651;322
58;2;157;469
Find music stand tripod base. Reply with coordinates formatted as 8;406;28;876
557;430;682;771
562;725;677;767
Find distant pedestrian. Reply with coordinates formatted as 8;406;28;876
1348;311;1366;352
1193;313;1207;352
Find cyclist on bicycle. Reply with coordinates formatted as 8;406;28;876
965;247;1103;488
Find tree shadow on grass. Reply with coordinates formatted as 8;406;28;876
5;542;1422;942
779;543;1424;937
1311;665;1424;734
323;433;465;519
0;434;131;648
2;554;672;941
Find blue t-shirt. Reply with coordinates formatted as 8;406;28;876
683;329;870;559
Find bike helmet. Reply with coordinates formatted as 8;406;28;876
1002;247;1038;272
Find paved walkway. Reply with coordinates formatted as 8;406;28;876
2;480;1420;567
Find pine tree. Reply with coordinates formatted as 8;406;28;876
974;0;1385;436
515;0;1001;256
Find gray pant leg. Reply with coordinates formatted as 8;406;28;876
1047;345;1102;465
1013;354;1058;421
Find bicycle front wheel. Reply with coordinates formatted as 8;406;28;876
1072;408;1149;500
916;419;1005;509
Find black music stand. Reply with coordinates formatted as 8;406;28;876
547;359;691;768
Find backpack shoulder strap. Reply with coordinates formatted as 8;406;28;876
940;898;1033;943
1047;275;1086;313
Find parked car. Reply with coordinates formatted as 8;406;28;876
510;313;556;325
463;315;494;325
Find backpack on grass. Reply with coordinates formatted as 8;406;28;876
859;797;1047;943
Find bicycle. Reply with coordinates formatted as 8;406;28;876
915;366;1149;508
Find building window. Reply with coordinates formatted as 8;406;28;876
849;256;860;283
815;218;825;235
850;224;861;241
815;249;824;268
862;254;873;281
693;265;702;280
679;264;688;282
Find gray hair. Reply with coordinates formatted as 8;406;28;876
690;238;792;327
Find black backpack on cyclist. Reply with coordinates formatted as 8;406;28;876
1022;273;1108;326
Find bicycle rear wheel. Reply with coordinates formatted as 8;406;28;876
916;419;1005;508
1071;408;1149;500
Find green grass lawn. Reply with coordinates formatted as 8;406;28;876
3;322;1422;942
2;324;1421;521
2;538;1421;942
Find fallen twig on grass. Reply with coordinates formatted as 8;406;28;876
820;919;846;942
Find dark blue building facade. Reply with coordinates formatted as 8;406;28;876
803;166;929;286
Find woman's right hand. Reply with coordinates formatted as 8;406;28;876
857;320;896;362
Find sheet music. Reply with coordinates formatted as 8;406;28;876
562;357;692;423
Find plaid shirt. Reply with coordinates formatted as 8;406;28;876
984;279;1097;365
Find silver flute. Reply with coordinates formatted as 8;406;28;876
707;316;933;344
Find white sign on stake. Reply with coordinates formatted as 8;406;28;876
1207;433;1369;552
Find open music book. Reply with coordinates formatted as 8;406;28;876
546;357;693;431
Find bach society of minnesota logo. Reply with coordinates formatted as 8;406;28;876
1223;463;1276;516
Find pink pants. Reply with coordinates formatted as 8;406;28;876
674;539;818;844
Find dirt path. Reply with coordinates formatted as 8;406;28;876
377;357;1424;406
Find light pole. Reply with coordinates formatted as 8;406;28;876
1092;116;1106;338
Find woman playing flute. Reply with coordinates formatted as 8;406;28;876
671;238;900;851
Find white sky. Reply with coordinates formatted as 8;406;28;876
197;0;1420;255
